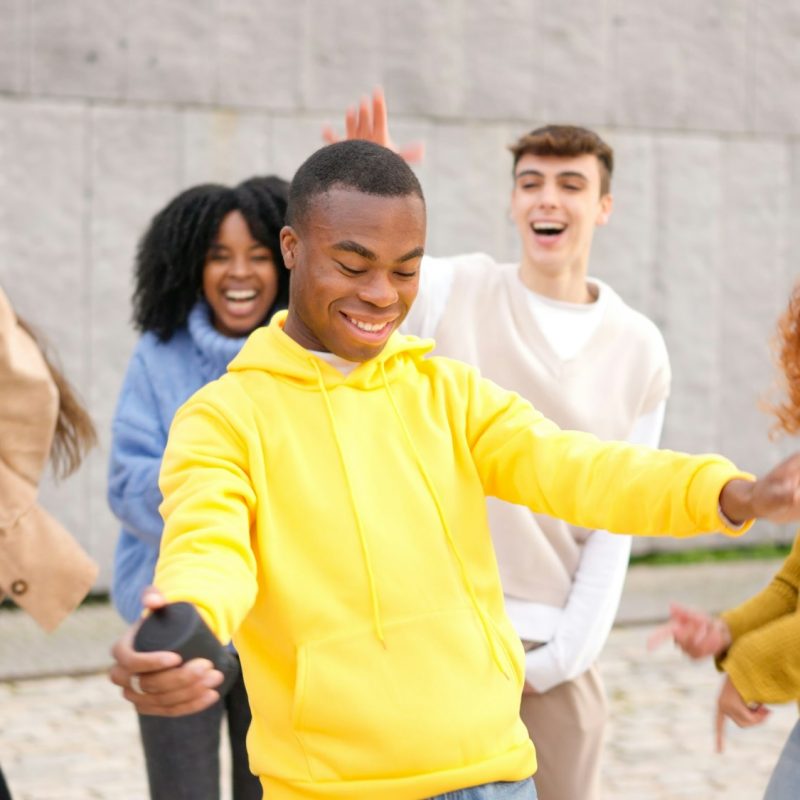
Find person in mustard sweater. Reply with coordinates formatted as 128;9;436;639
110;140;800;800
651;284;800;800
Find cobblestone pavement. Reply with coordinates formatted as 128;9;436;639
1;622;795;799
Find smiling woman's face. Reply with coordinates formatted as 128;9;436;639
280;187;426;362
202;210;279;338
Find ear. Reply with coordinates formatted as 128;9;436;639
596;193;613;227
280;225;299;270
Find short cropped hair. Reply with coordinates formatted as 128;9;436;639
287;140;424;230
509;125;614;195
132;175;289;341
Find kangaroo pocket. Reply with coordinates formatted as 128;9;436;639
291;607;525;782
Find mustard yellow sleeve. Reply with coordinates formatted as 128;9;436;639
466;372;754;539
721;534;800;641
155;392;259;645
720;610;800;704
716;533;800;704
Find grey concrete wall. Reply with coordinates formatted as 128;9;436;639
1;0;799;588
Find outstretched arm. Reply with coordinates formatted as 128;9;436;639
322;86;425;163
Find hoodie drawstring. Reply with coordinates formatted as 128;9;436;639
311;359;386;646
379;363;515;680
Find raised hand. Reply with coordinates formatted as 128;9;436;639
322;86;425;164
647;602;731;659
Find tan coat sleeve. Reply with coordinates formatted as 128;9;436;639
0;286;98;629
0;286;59;483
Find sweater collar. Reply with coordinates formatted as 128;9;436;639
187;300;249;379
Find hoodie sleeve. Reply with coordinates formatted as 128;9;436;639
464;371;753;539
154;391;259;644
107;347;169;547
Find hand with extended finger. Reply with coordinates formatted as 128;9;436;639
715;674;770;753
647;602;731;659
321;86;425;164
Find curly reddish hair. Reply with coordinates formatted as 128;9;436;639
769;282;800;436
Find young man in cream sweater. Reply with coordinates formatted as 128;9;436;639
334;92;669;800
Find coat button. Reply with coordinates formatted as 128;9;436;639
11;579;28;595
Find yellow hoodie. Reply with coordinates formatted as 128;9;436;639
155;312;751;800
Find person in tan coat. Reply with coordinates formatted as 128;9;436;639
0;285;98;799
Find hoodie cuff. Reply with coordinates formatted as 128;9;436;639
687;462;755;536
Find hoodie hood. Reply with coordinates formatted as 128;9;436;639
228;310;434;390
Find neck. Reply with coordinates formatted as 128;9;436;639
518;261;595;304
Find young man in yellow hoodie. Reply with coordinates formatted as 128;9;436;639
111;139;800;800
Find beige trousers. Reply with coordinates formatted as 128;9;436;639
520;664;608;800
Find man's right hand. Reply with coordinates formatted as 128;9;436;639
108;587;224;717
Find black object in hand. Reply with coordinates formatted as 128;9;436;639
133;602;237;696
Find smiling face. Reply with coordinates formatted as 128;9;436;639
202;210;280;337
280;187;426;362
510;153;613;282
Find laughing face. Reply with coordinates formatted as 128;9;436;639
510;153;613;281
202;210;280;338
280;187;426;362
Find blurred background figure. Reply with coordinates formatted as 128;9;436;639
107;176;289;800
0;285;98;800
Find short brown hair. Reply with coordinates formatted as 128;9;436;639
509;125;614;195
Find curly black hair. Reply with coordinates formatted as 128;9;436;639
132;175;289;340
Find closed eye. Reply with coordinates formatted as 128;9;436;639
336;261;367;276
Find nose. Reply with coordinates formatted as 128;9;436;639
228;253;253;277
357;272;398;308
537;181;559;208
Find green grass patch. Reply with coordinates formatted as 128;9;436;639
631;542;792;566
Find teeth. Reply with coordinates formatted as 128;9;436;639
348;316;388;332
225;289;257;301
532;222;565;233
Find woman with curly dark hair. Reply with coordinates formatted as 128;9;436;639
653;283;800;799
108;175;289;800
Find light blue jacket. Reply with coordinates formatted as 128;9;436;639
108;302;249;623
